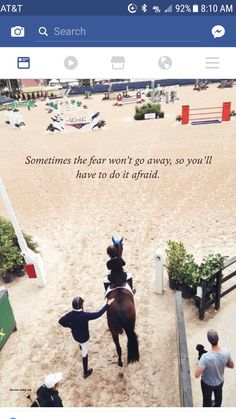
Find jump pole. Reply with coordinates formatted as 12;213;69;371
181;102;231;125
0;178;46;287
116;91;142;106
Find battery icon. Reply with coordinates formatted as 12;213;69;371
192;4;199;13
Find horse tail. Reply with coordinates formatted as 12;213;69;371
119;313;139;363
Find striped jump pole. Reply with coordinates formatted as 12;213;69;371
116;91;142;106
181;102;231;125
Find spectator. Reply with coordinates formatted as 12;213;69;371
31;372;63;407
194;329;234;407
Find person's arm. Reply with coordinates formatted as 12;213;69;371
194;366;204;378
226;359;234;369
85;304;109;320
194;355;206;378
58;312;72;328
85;298;115;321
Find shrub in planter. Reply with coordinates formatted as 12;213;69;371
47;123;54;132
97;120;106;129
134;103;164;121
0;217;39;279
177;254;200;298
165;240;227;300
198;253;227;301
165;240;188;289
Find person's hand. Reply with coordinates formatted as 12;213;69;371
107;298;115;305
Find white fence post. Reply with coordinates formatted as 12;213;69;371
154;248;164;294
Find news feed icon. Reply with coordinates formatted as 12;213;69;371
11;26;25;37
17;57;30;69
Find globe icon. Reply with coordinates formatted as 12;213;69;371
158;56;172;70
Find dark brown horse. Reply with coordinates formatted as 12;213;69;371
107;288;139;367
106;237;139;367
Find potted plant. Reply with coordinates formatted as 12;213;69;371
197;254;227;301
177;254;200;298
165;240;188;290
165;241;227;301
0;217;39;282
134;102;164;120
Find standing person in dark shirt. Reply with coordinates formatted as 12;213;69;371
59;297;115;378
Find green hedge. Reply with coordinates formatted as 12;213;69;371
134;103;164;120
0;217;39;278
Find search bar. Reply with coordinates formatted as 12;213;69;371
38;26;87;37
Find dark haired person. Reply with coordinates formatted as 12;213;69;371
59;297;114;378
106;245;127;286
194;329;234;407
105;245;135;292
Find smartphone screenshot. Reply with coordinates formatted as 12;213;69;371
0;0;236;417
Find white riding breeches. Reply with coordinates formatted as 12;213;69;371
79;340;89;357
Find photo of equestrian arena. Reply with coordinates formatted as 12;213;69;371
0;79;236;407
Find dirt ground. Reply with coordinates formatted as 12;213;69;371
0;82;235;407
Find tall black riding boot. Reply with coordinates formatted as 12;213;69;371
127;277;136;294
82;355;93;379
104;282;109;291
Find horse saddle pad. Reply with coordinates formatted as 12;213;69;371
105;282;133;298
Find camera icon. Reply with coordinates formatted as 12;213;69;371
11;26;25;37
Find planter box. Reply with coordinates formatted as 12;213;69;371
169;276;178;290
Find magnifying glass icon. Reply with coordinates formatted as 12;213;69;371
38;26;48;36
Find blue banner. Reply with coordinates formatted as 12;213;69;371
0;16;235;47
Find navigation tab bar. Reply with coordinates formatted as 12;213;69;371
0;48;235;78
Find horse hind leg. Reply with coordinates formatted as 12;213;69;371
112;334;123;367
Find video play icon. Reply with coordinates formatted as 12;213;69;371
64;56;78;70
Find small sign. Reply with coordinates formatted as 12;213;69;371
65;116;89;124
144;113;156;120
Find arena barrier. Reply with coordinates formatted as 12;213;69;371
175;291;193;407
116;91;142;106
181;102;231;125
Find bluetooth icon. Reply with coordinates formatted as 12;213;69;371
141;3;148;13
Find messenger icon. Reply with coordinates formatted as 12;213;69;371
211;25;225;38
